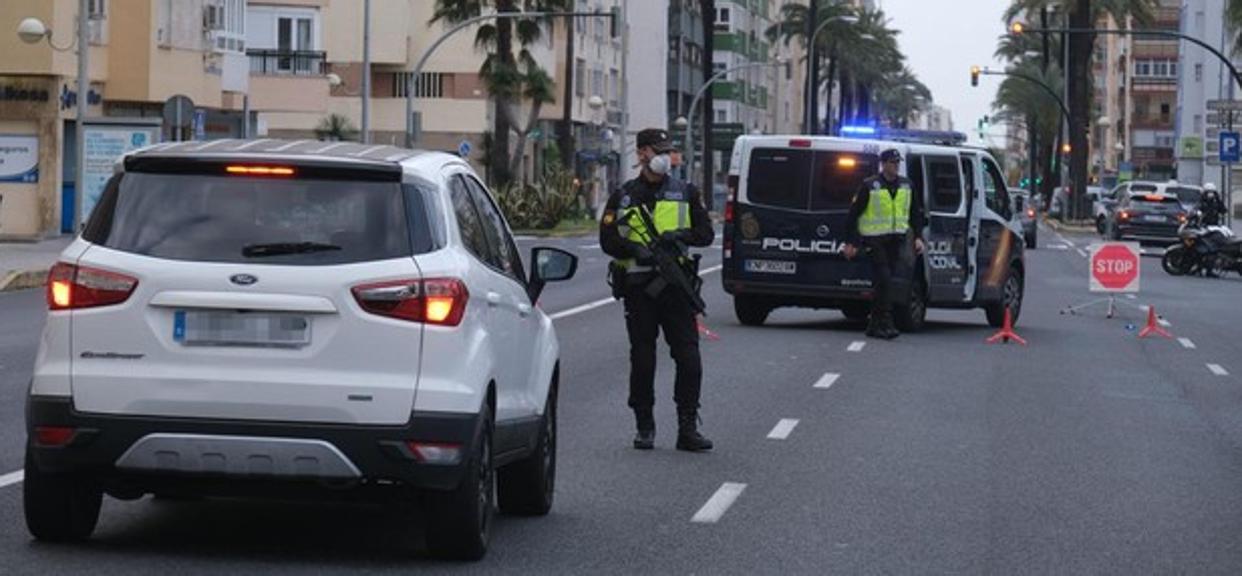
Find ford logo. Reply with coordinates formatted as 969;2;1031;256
230;274;258;286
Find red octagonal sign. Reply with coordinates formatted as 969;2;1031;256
1090;243;1141;292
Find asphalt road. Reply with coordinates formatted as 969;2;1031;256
2;224;1242;574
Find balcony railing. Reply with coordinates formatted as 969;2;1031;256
248;50;327;76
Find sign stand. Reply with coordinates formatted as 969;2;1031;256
1060;242;1142;318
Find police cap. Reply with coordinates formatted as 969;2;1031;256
880;148;903;163
637;128;677;153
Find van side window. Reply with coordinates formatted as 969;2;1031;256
746;148;813;210
981;158;1010;216
927;156;963;213
960;157;976;197
906;154;925;208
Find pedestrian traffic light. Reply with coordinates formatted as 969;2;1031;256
610;6;621;38
970;66;981;87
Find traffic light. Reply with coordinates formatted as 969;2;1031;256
970;66;981;87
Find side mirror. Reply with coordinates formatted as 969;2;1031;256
526;247;578;303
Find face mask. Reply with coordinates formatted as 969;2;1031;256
648;154;672;176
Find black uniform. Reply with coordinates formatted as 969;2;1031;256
845;173;926;331
1201;193;1226;226
600;175;714;416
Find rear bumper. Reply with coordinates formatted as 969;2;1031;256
723;277;910;308
1115;223;1179;243
26;395;480;493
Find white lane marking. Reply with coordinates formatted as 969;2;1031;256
847;341;866;352
1125;294;1137;300
0;469;23;488
548;265;723;321
1047;244;1070;250
766;419;800;440
579;243;601;250
813;372;840;389
1157;318;1172;328
1054;233;1076;248
1209;364;1230;377
1076;248;1089;258
1178;338;1197;349
691;482;747;524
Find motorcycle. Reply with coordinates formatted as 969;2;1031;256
1163;211;1242;277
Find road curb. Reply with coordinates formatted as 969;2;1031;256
1044;219;1096;235
0;268;49;292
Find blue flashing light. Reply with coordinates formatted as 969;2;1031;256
840;125;877;136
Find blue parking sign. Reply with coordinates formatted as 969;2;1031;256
1220;131;1241;163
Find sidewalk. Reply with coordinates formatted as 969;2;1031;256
0;237;72;292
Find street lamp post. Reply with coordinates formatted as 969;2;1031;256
361;0;371;144
681;59;787;189
406;10;617;149
804;14;859;134
17;1;89;234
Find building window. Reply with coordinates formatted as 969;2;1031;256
609;69;620;107
1195;63;1203;82
1135;60;1152;77
591;69;604;99
247;5;318;68
392;73;446;98
575;58;586;97
716;109;727;122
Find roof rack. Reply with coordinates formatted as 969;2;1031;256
840;127;969;147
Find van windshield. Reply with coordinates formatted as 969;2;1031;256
746;148;879;212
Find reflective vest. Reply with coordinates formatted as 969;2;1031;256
858;180;912;237
615;177;692;271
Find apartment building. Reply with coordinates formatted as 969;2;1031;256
1125;0;1181;181
0;0;252;239
1175;0;1241;208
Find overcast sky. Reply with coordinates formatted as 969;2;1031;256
881;0;1010;145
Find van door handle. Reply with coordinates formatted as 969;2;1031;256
486;292;502;307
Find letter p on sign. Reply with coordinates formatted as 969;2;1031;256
1089;242;1141;293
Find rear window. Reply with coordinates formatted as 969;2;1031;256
1169;187;1201;206
84;172;412;265
746;148;877;211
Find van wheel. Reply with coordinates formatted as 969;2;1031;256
23;446;102;543
1025;232;1037;249
841;303;870;322
893;276;927;333
498;381;556;516
1096;216;1106;235
733;295;770;326
424;403;494;561
985;267;1024;328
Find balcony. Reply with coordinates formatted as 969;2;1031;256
248;50;327;77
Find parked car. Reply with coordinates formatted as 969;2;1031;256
1097;181;1202;238
24;140;579;561
1106;187;1193;244
1010;189;1038;248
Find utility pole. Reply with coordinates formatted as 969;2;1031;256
72;0;89;233
361;0;371;143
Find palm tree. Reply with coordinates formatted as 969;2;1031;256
314;114;358;142
1003;0;1156;220
1228;0;1242;53
432;0;572;186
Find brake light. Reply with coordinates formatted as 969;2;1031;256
1027;208;1035;218
789;139;812;148
1143;194;1163;202
34;426;76;447
1119;210;1131;220
724;175;739;224
225;165;295;176
1178;213;1187;223
405;441;463;465
352;278;468;326
46;262;138;311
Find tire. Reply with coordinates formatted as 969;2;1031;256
985;267;1024;328
1025;232;1037;249
498;382;556;517
1162;247;1188;276
733;295;770;326
1096;216;1108;235
892;275;927;333
840;303;870;322
424;403;494;561
23;446;102;543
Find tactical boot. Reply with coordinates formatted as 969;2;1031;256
676;411;714;452
865;316;885;339
879;316;900;340
633;409;655;450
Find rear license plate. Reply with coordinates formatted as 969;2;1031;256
1144;214;1166;222
174;310;311;348
745;259;797;275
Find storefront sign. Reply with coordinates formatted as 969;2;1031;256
0;85;52;103
81;125;159;221
0;134;39;183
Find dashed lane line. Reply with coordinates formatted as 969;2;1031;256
548;265;723;321
1209;364;1230;377
766;419;800;440
691;482;747;524
847;341;866;353
1179;338;1197;349
0;470;23;489
1158;317;1172;328
1076;248;1089;258
813;373;840;389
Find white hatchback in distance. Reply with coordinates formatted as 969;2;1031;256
24;140;577;561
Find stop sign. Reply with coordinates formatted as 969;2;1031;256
1090;242;1141;292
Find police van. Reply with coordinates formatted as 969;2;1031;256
721;130;1026;331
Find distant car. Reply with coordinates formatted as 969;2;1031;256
1098;181;1201;239
1010;189;1038;248
1050;185;1104;220
24;140;579;560
1106;186;1193;244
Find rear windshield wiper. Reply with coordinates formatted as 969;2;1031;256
242;242;342;258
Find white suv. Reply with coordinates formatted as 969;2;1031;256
24;140;577;560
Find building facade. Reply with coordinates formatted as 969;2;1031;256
1175;0;1241;211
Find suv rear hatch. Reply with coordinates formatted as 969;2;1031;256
67;160;426;425
727;144;879;296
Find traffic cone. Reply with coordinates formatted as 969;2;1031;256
1138;306;1173;339
986;308;1027;346
696;316;720;341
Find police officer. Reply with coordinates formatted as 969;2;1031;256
1201;183;1226;227
842;148;926;340
600;128;715;452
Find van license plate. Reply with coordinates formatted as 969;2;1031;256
174;310;311;348
745;260;797;275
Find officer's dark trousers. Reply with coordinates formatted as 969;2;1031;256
865;235;905;321
623;279;702;413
